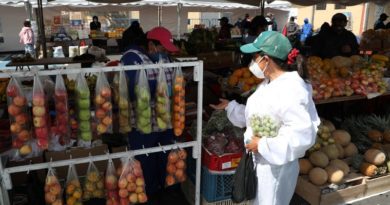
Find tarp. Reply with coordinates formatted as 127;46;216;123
228;0;387;6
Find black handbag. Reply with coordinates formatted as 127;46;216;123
231;151;257;203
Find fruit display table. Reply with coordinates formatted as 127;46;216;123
6;58;96;71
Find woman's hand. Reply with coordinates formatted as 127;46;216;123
245;137;261;153
209;98;230;110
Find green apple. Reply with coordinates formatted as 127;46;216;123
141;125;151;134
138;118;149;127
119;98;129;109
79;110;91;121
157;96;166;105
79;121;91;132
80;131;92;141
157;118;167;130
139;89;150;102
156;104;167;115
77;89;90;99
78;99;90;109
141;109;151;119
137;100;148;111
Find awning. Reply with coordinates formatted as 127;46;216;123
227;0;387;6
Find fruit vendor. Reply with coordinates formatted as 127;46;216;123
120;26;178;197
310;13;359;58
211;31;320;205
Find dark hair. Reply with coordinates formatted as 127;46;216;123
259;52;310;82
149;39;162;47
24;20;31;27
290;16;295;21
93;16;98;20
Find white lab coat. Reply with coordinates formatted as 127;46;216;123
226;71;320;205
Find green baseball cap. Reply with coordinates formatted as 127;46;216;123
240;31;292;61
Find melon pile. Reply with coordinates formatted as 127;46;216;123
300;120;358;186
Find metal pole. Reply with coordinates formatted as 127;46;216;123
177;3;182;40
37;0;47;63
194;61;203;205
363;3;370;32
24;1;33;21
311;5;315;30
261;0;265;15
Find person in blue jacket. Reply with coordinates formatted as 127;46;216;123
300;18;312;45
121;27;179;198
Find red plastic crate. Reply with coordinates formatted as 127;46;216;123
202;146;242;171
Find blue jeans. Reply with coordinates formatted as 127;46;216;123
25;44;35;56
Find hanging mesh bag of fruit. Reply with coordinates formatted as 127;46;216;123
117;69;133;133
7;77;33;159
44;166;63;205
83;160;105;201
172;67;185;136
65;164;83;205
32;75;50;150
75;73;92;147
249;114;280;139
117;156;148;204
105;158;120;205
94;72;113;135
165;148;188;187
54;73;71;148
135;69;152;134
156;68;172;131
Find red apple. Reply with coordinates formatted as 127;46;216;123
101;87;112;98
55;102;67;113
8;104;21;116
35;127;49;139
126;183;136;192
15;114;28;125
7;85;18;97
49;183;61;195
133;167;143;177
33;106;46;117
55;91;67;101
118;178;128;189
135;178;144;186
13;96;27;107
126;173;135;183
118;189;128;198
138;192;148;203
18;130;30;141
37;138;48;149
102;116;112;126
95;109;106;119
10;123;22;133
33;117;46;128
128;193;138;203
105;175;118;190
97;124;107;134
102;102;112;111
119;198;129;205
12;139;24;148
45;192;56;204
32;95;45;106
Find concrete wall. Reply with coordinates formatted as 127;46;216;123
0;6;27;52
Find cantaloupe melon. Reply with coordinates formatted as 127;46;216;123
360;162;377;177
309;167;328;186
344;143;358;157
330;159;350;175
325;165;344;184
364;149;386;166
309;151;329;168
322;144;339;160
335;143;345;159
332;130;351;146
299;159;313;175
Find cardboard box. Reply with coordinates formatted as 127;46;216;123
44;144;108;180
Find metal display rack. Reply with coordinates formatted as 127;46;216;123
0;61;204;205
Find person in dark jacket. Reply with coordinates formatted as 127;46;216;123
90;16;101;31
374;13;388;30
121;21;145;52
218;17;233;40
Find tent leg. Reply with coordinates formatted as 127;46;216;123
177;3;182;40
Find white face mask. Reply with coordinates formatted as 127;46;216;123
249;56;269;79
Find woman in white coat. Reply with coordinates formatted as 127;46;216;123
211;31;320;205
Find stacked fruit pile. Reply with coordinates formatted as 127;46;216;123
172;68;185;136
307;55;388;100
118;159;147;204
165;149;188;186
300;120;359;186
136;70;152;134
76;74;92;142
105;160;119;205
156;70;171;131
228;67;263;92
44;169;63;205
115;70;132;133
32;76;49;150
7;78;32;156
65;165;83;205
83;162;105;200
94;74;113;135
54;74;70;146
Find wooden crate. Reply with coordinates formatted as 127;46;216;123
365;174;390;197
295;173;367;205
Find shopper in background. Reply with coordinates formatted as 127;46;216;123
211;31;320;205
19;20;35;57
121;26;178;199
89;16;101;31
300;18;313;45
374;13;388;30
266;13;278;31
285;17;300;48
312;13;359;58
218;17;233;40
121;21;145;52
241;13;251;36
